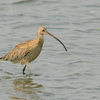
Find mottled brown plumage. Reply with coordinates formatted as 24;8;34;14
0;27;67;75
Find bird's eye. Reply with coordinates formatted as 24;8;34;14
42;30;45;32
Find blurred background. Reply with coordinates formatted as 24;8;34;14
0;0;100;100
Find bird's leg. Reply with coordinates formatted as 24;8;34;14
23;65;26;75
26;64;33;75
28;66;33;75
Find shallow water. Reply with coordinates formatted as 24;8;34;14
0;0;100;100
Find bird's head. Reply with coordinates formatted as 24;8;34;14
37;27;49;35
37;27;67;52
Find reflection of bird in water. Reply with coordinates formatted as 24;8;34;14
12;78;43;98
0;27;67;75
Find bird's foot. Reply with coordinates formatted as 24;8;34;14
23;72;25;75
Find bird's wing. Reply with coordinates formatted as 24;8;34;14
3;39;38;61
14;39;37;48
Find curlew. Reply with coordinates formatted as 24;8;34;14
0;27;67;75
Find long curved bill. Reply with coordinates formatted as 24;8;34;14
46;32;67;52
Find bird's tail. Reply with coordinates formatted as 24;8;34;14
0;57;3;61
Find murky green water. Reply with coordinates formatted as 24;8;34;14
0;0;100;100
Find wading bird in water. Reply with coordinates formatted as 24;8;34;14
0;27;67;75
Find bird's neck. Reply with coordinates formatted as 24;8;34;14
37;34;44;45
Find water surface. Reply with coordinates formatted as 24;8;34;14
0;0;100;100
